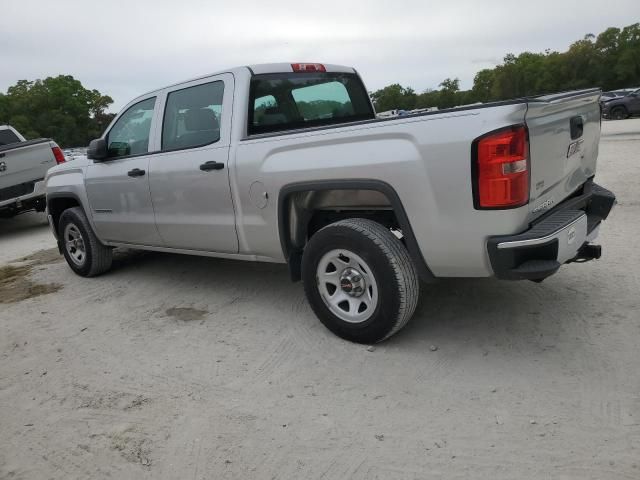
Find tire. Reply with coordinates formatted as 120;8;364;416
58;207;113;277
302;218;419;343
611;107;628;120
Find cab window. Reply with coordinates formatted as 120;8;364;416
0;129;21;146
248;72;374;135
107;97;156;158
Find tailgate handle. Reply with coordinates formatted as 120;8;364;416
570;116;584;140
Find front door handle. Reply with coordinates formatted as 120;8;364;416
200;161;224;171
128;168;146;177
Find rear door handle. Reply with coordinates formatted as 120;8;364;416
127;168;146;177
200;161;224;171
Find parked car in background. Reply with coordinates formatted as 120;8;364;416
45;63;615;343
600;89;634;101
601;88;640;120
62;147;88;162
0;125;65;217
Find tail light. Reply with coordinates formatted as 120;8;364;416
472;125;529;209
291;63;326;72
52;146;66;164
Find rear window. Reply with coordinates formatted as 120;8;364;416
248;72;374;135
0;129;21;146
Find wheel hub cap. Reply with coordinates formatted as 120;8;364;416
64;223;86;267
339;268;365;297
316;249;379;324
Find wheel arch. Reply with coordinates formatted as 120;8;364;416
47;192;83;235
277;179;434;283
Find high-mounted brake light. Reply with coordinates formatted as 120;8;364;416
472;125;529;209
52;146;66;165
291;63;326;72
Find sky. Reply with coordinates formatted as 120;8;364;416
1;0;638;111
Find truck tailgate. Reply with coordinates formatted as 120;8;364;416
0;139;56;192
525;89;601;220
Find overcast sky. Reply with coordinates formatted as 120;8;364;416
1;0;638;111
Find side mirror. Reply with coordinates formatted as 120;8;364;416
87;138;108;161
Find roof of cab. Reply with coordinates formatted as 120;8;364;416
128;63;357;107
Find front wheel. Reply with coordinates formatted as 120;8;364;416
58;207;113;277
302;218;419;343
611;107;628;120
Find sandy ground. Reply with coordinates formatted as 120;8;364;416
1;119;639;479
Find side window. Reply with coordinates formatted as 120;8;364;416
107;97;156;158
162;81;224;151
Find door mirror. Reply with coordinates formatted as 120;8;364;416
87;138;108;161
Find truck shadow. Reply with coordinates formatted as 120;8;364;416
389;274;600;357
106;248;598;359
0;212;48;239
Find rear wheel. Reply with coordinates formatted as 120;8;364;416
302;218;419;343
58;207;113;277
611;107;628;120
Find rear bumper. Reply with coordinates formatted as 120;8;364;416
487;182;616;281
0;179;46;210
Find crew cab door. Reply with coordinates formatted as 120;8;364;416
147;74;238;253
85;95;164;245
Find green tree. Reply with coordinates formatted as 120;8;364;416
416;88;440;109
438;78;460;108
369;23;640;112
370;84;417;111
614;23;640;86
472;69;495;102
0;75;113;147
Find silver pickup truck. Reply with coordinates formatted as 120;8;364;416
0;125;66;217
45;63;616;343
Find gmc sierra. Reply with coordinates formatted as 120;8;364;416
0;125;65;217
45;63;616;343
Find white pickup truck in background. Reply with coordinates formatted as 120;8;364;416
0;125;65;217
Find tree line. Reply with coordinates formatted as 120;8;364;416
371;23;640;112
0;76;115;147
1;23;638;146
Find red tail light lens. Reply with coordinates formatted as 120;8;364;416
52;146;66;165
473;125;529;209
291;63;326;72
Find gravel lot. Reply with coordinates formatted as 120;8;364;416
1;119;639;479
